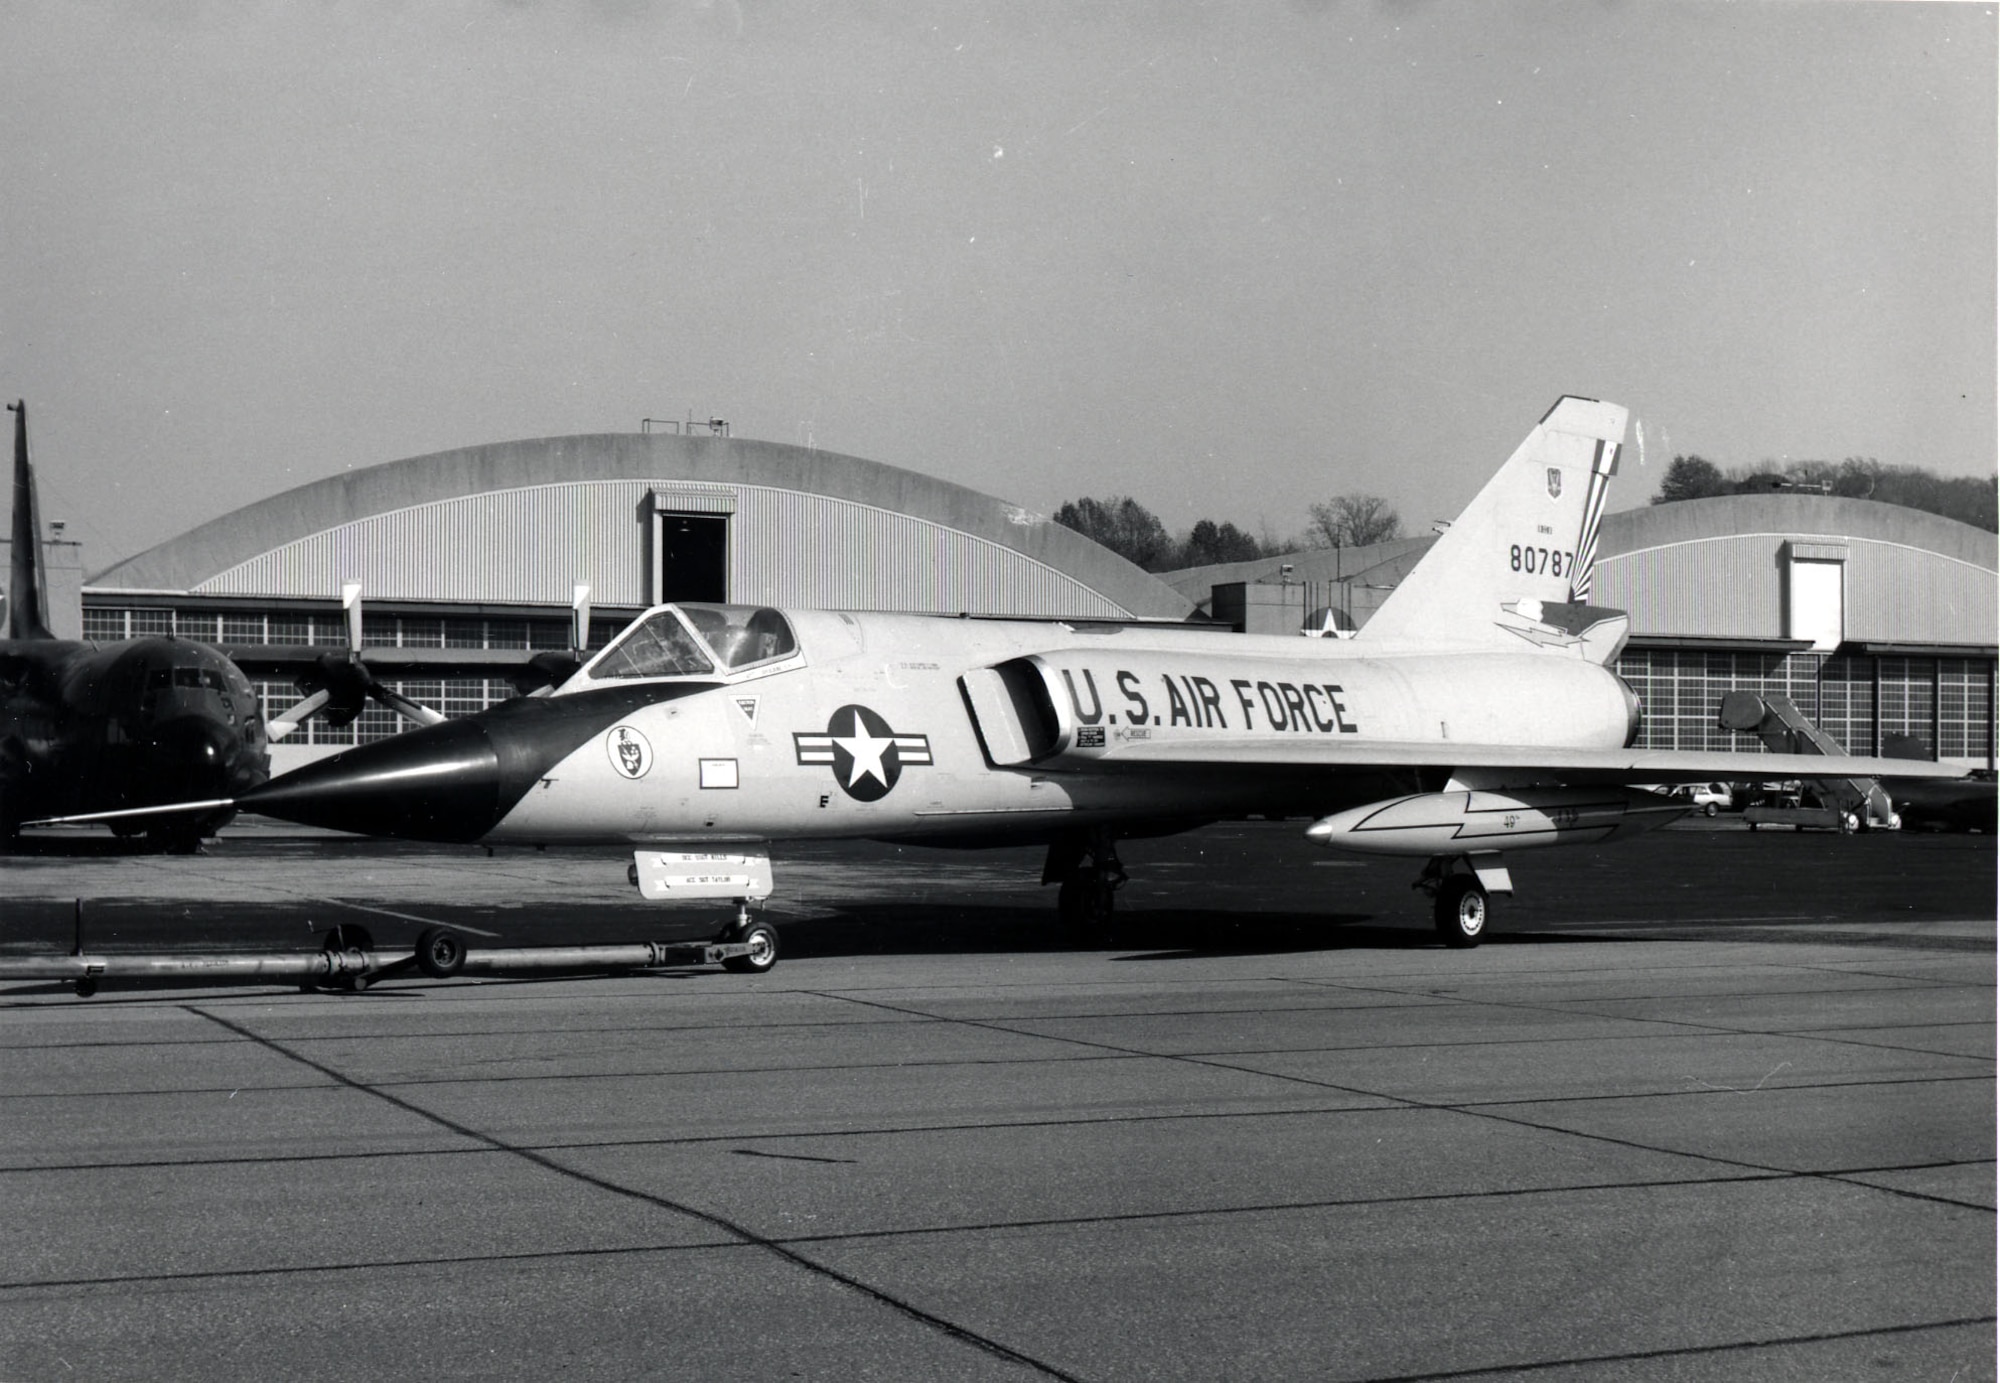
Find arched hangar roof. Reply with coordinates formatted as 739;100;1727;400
1154;494;1995;647
89;433;1195;621
1593;494;1996;647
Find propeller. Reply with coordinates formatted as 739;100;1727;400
266;582;594;739
266;583;446;742
518;584;593;698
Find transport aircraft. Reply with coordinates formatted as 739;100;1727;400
41;397;1961;945
0;402;571;850
0;402;273;849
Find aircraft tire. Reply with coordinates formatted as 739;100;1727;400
1435;876;1487;949
415;926;467;979
722;920;779;975
1056;871;1115;943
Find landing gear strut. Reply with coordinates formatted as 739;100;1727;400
1045;830;1126;942
1414;853;1510;949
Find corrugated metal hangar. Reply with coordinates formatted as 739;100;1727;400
71;428;1997;768
78;432;1192;752
1166;495;1997;769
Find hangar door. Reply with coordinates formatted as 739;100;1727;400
1785;542;1847;652
657;512;728;602
650;486;736;604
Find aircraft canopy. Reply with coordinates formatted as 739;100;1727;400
586;604;798;681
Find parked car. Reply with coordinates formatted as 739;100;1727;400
1670;782;1735;816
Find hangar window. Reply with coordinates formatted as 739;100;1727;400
589;610;715;680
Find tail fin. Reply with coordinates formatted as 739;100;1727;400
1359;395;1628;662
7;400;55;642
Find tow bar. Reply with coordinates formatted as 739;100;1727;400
0;904;780;998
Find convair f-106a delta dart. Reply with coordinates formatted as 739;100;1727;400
51;398;1962;959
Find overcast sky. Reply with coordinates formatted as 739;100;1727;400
4;1;1993;574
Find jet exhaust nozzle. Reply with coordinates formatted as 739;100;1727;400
1306;787;1687;856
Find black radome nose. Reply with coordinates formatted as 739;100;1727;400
241;719;504;843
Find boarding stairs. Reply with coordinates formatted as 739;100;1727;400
1717;691;1899;830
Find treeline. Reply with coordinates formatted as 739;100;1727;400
1053;493;1403;573
1653;456;1997;532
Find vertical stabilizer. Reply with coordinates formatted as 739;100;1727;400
1360;396;1629;660
7;401;55;642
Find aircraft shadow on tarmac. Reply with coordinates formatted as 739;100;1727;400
745;903;1634;962
790;903;1393;959
0;896;1647;1005
2;835;200;858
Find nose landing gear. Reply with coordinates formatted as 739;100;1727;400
721;909;780;974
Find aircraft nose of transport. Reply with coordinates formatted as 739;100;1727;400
241;718;505;842
147;715;253;797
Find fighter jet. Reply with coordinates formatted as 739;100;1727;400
45;397;1962;936
0;403;271;849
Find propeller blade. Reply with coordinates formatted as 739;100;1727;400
341;581;363;653
267;688;331;742
570;582;592;657
368;682;447;727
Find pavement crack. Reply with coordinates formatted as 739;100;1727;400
1334;1314;1997;1382
187;1005;1086;1382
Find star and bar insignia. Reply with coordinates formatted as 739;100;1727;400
794;704;933;802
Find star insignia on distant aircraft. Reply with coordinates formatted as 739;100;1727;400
794;705;933;802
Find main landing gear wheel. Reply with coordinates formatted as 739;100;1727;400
1057;870;1116;929
1434;876;1489;949
414;926;467;979
1048;831;1126;945
722;920;779;974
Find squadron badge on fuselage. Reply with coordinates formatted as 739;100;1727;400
793;705;933;802
606;724;653;780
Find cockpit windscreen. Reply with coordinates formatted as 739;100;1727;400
588;605;799;680
676;605;798;670
590;611;716;679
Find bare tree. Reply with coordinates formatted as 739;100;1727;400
1306;493;1401;549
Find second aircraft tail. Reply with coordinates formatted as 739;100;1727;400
1360;396;1628;663
8;400;55;643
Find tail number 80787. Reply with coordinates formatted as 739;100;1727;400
1510;544;1574;577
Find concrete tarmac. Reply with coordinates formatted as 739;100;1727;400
0;819;1993;1381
